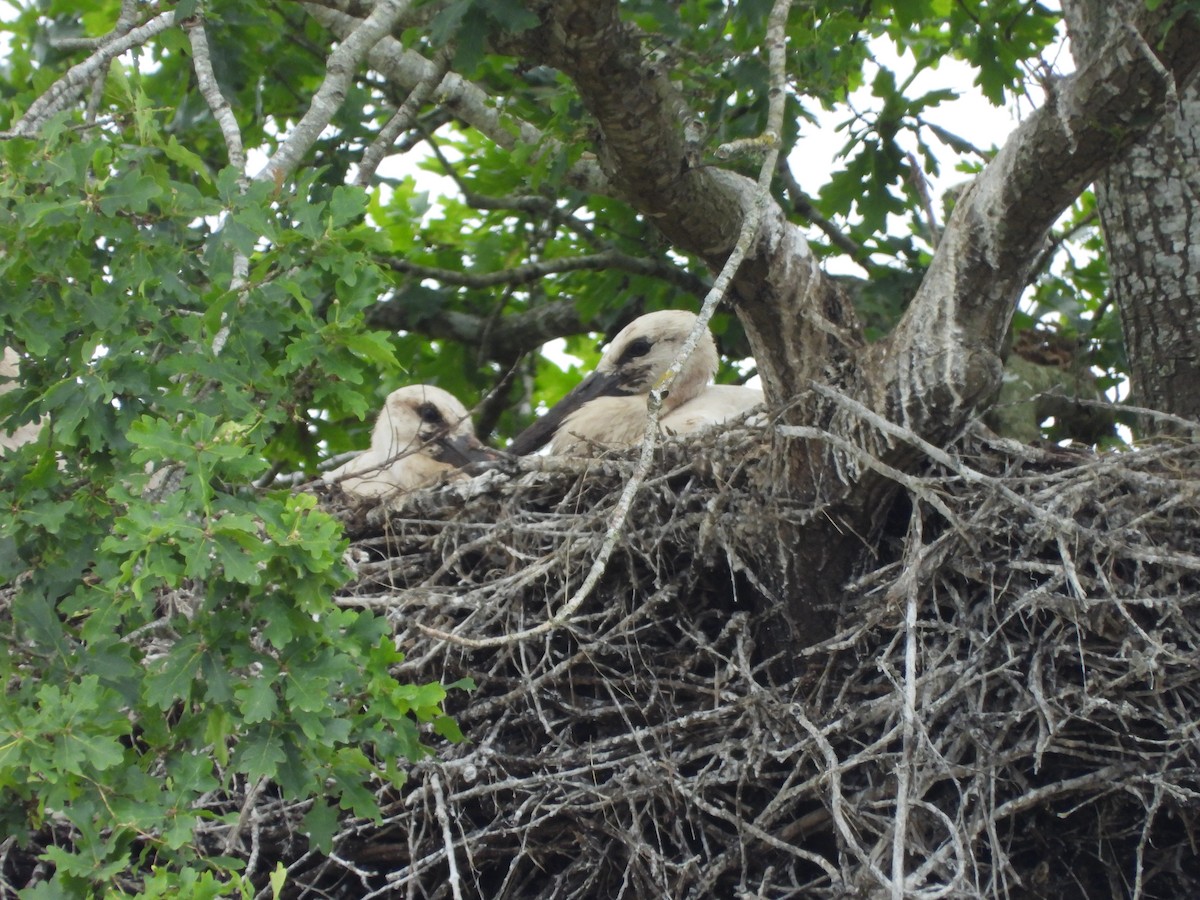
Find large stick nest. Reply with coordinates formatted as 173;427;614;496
280;424;1200;899
6;420;1196;898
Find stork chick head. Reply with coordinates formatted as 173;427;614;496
508;310;718;456
328;384;497;498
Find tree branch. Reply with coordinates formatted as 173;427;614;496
366;299;590;362
1028;207;1100;280
304;3;610;194
187;14;249;356
14;11;177;135
382;249;708;296
419;137;607;251
256;0;412;185
355;49;450;187
186;19;246;172
873;3;1200;443
521;0;750;263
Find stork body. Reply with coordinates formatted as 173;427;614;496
509;311;763;457
325;385;496;498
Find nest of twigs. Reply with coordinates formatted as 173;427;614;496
297;423;1199;898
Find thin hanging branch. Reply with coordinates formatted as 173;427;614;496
186;15;250;359
186;19;247;173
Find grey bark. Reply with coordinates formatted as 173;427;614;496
1064;0;1200;425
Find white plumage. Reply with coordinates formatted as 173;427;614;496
324;385;496;498
509;310;763;457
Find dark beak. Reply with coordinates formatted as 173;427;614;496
432;432;501;468
507;370;629;456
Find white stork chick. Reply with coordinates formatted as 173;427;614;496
508;310;763;457
324;385;497;499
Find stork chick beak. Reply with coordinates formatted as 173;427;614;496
432;432;501;468
507;370;630;456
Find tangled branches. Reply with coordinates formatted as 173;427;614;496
274;425;1200;898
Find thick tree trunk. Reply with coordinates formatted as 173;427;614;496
1064;0;1200;425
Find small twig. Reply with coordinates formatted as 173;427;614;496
989;763;1130;822
246;801;263;883
671;770;842;881
903;800;968;897
792;708;896;891
430;772;463;900
223;775;268;854
892;503;922;900
356;49;451;186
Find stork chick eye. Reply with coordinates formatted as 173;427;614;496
620;337;653;363
416;402;444;425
